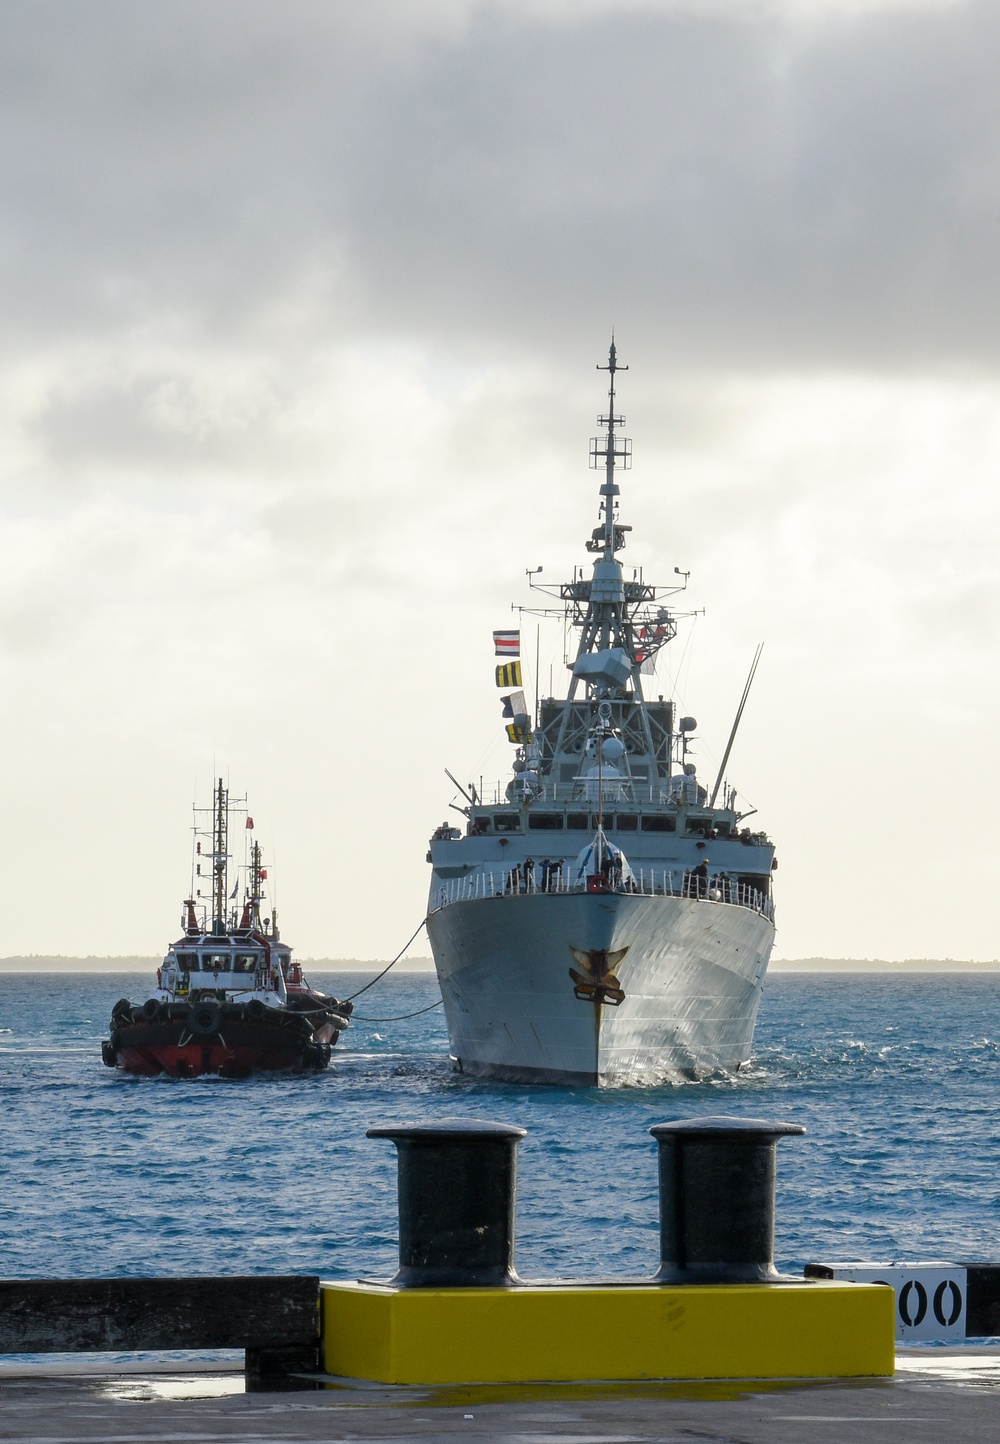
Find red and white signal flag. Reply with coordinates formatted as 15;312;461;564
493;630;520;657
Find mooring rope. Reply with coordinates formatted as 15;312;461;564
350;998;444;1023
341;917;429;1003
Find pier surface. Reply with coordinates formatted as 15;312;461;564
0;1349;997;1442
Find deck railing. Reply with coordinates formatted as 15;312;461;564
491;779;686;806
429;868;773;922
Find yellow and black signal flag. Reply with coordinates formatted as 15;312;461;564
495;660;522;689
505;722;533;744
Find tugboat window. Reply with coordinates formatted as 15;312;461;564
234;955;257;973
178;952;198;969
205;954;230;971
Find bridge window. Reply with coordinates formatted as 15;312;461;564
528;814;564;830
566;813;590;829
615;814;638;831
493;813;521;832
177;952;198;970
641;816;677;833
685;817;711;837
234;955;258;973
204;954;231;971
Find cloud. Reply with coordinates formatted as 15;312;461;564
0;0;996;371
340;0;1000;368
0;1;998;958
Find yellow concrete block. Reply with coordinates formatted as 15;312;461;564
321;1279;894;1384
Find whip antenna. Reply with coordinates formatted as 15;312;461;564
709;643;764;809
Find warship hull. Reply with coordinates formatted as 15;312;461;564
427;892;774;1086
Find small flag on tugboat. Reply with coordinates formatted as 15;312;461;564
246;817;254;829
493;630;520;657
496;660;522;689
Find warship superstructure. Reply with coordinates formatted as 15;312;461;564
426;344;776;1085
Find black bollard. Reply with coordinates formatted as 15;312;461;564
649;1115;805;1284
367;1118;527;1288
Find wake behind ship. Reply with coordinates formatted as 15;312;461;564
426;344;776;1086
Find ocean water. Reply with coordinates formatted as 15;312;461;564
1;970;999;1287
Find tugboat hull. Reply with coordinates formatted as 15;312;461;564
106;1004;345;1078
100;778;352;1078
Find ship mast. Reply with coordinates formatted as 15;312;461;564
597;339;627;565
211;777;229;937
515;342;695;789
548;342;656;759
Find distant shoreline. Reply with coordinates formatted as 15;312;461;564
1;955;999;974
769;958;1000;973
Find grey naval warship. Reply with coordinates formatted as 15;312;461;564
426;343;776;1085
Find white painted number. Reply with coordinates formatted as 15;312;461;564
822;1264;967;1343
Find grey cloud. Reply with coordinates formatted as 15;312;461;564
345;2;1000;368
0;2;997;370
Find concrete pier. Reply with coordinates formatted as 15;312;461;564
0;1350;998;1442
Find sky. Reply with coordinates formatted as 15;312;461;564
0;0;998;960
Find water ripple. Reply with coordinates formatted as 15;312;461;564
0;971;998;1280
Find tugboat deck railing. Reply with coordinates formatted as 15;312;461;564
430;870;773;921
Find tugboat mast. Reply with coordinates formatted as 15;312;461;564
211;777;228;937
249;838;264;931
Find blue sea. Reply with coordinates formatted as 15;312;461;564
1;970;999;1287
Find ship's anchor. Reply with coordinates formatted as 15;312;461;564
568;946;628;1006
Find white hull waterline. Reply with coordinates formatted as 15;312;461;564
427;342;776;1086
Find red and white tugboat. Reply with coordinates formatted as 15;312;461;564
102;780;352;1078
